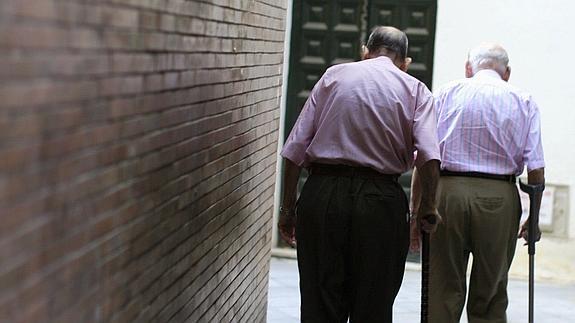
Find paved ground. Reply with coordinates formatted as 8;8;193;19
267;257;575;323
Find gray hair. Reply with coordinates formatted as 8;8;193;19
467;43;509;74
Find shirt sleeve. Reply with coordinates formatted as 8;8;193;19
413;83;441;168
523;98;545;171
280;80;321;167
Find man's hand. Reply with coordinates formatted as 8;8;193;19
518;220;541;246
519;167;544;246
410;160;440;234
278;207;297;248
279;159;301;248
418;207;442;234
409;208;442;253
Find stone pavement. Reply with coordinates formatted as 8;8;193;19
267;257;575;323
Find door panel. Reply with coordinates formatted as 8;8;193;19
401;2;437;87
369;3;400;29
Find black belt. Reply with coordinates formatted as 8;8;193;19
440;170;516;183
309;163;399;181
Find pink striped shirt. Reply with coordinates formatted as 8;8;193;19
434;69;545;175
281;56;440;174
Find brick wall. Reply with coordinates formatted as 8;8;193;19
0;0;285;322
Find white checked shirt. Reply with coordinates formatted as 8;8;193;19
434;69;545;175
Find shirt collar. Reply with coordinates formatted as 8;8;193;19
376;55;393;63
473;69;503;80
368;55;394;65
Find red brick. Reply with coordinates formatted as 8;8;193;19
0;1;286;321
100;6;138;28
100;76;143;97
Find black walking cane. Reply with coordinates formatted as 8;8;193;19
519;180;545;323
421;214;436;323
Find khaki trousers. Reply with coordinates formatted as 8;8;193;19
429;176;521;323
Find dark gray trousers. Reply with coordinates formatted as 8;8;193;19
296;168;409;323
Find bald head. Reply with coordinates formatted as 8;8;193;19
466;42;510;79
365;26;408;61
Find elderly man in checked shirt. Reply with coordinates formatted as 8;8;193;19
278;26;441;322
411;43;545;323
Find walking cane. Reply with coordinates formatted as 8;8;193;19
421;214;436;323
519;180;545;323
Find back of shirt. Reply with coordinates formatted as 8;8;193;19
281;56;440;174
434;69;545;175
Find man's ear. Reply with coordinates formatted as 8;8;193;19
502;66;511;82
465;61;474;78
361;45;369;60
399;57;412;72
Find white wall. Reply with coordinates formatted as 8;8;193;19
434;0;575;237
272;0;294;250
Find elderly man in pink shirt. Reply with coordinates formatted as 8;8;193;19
278;26;441;322
411;43;545;323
